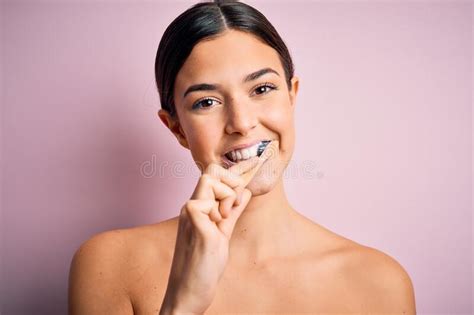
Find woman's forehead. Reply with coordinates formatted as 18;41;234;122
175;30;283;88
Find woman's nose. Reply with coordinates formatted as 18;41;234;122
224;98;258;136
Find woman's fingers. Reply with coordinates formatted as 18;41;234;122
205;163;244;189
211;177;235;201
228;156;260;175
184;199;216;230
217;188;252;238
208;201;222;223
192;174;236;201
191;174;239;222
232;185;244;207
184;199;224;226
206;159;259;207
190;158;261;225
219;195;235;219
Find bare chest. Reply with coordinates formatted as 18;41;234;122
129;257;361;314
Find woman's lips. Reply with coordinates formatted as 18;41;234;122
221;140;277;169
222;139;271;156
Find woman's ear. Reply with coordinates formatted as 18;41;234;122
289;76;300;107
158;109;190;149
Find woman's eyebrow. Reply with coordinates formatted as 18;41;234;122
182;67;279;98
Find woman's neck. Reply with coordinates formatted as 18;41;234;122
228;179;300;267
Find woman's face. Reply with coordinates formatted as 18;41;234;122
159;29;299;195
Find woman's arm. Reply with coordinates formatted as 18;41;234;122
68;231;134;315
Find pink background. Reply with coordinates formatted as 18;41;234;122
1;1;472;314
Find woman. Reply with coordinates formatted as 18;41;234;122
68;1;416;314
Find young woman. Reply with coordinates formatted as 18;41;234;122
68;1;416;314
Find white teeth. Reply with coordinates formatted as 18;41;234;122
226;141;267;162
250;145;258;157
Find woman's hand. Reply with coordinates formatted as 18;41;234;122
159;157;261;315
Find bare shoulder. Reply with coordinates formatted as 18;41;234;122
68;228;134;314
68;217;179;315
300;219;415;313
337;241;417;314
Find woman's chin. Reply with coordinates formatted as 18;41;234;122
246;178;278;196
245;157;284;196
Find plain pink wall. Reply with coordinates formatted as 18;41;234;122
1;1;471;314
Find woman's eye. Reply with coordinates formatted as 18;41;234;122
191;83;277;110
253;83;277;95
192;98;218;110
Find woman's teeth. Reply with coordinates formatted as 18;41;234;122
225;140;271;163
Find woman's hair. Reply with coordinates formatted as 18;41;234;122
154;0;295;117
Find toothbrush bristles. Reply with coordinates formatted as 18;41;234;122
257;140;272;157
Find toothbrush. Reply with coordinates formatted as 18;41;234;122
256;140;271;157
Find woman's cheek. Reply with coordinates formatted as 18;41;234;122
265;98;293;123
190;121;222;166
266;102;295;160
265;103;294;140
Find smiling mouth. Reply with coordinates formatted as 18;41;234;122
221;140;273;168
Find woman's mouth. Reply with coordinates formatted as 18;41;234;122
222;140;272;167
